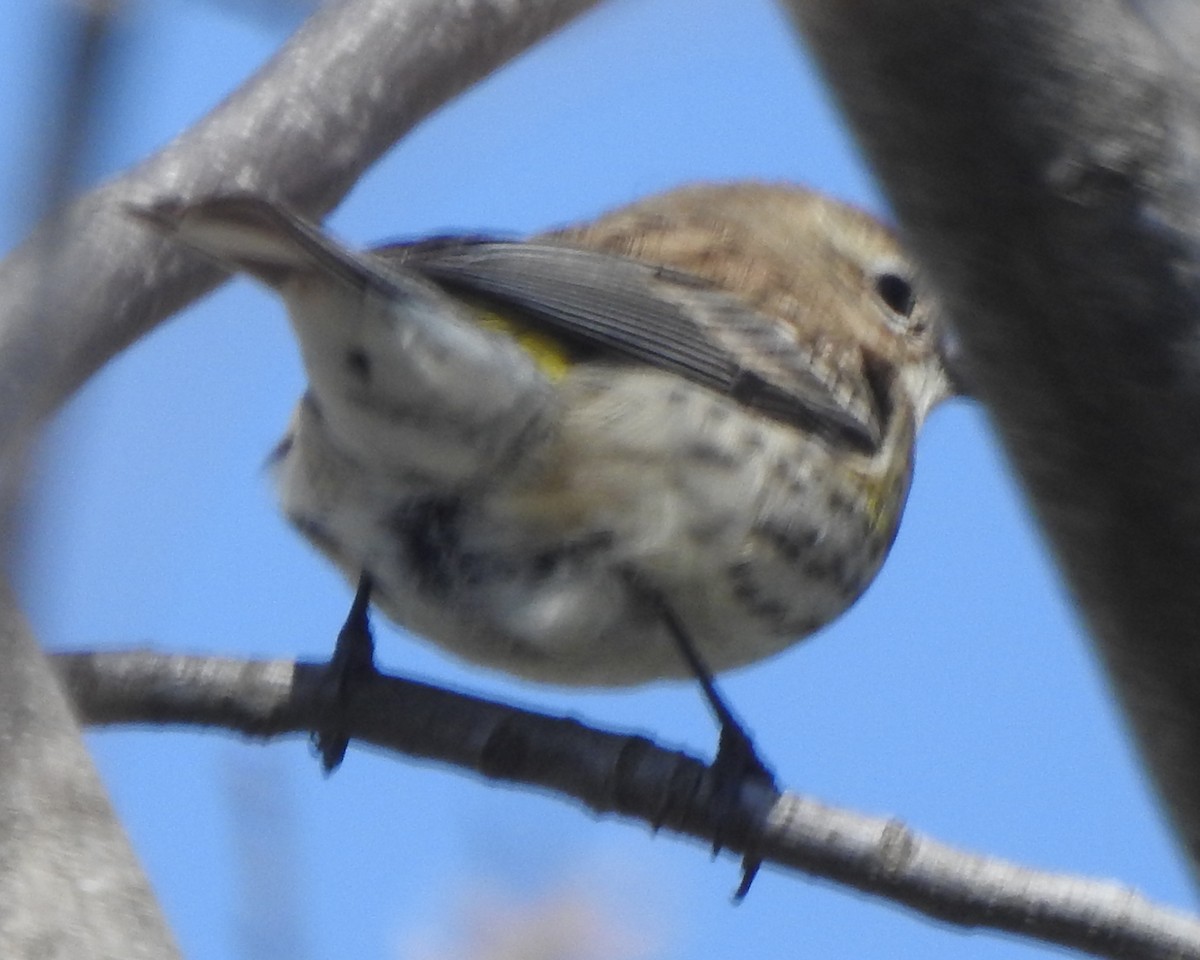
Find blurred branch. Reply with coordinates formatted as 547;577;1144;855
0;591;180;959
7;0;125;573
0;0;605;506
55;648;1200;960
783;0;1200;885
0;5;178;958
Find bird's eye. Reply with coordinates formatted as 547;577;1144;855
874;272;916;319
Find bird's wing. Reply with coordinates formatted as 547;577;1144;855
374;238;882;453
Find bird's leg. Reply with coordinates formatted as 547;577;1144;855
642;586;777;900
314;572;377;773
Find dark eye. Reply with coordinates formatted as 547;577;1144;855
875;272;916;318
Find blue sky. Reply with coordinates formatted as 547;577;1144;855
3;1;1194;958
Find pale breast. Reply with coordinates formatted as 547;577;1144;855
273;366;909;685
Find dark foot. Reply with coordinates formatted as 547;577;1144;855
633;578;776;900
711;719;776;900
313;573;376;773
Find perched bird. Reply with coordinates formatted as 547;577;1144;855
133;182;955;890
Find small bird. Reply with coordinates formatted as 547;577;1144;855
133;182;956;892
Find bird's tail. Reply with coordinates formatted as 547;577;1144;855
128;194;379;291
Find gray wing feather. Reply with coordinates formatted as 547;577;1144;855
374;239;881;453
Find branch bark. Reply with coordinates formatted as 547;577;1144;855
784;0;1200;884
0;592;180;959
55;648;1200;960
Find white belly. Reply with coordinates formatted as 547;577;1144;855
273;367;904;686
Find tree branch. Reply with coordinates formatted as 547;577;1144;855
0;595;180;959
0;0;604;500
783;0;1200;884
55;648;1200;960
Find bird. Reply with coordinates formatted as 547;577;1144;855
132;181;957;894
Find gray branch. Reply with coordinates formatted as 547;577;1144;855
0;0;604;495
0;590;180;959
784;0;1200;885
55;648;1200;960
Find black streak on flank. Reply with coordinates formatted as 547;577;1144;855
528;530;617;580
392;496;464;594
726;561;795;631
685;440;740;470
755;521;818;563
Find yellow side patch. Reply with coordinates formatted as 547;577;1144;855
476;310;573;381
861;477;899;537
853;457;909;538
